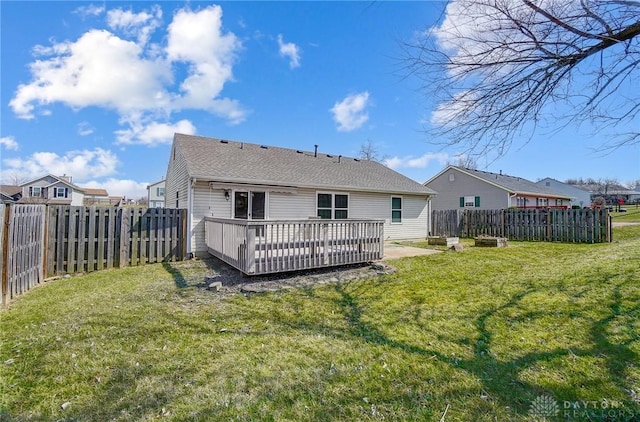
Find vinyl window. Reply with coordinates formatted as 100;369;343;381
391;196;402;223
317;193;349;219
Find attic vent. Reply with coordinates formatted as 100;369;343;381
326;154;333;158
220;140;229;144
296;150;303;154
260;145;268;149
354;158;360;162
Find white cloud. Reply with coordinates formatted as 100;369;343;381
77;121;94;136
107;5;162;45
74;4;105;18
82;178;149;200
115;118;196;145
9;4;246;144
0;136;19;151
10;29;172;119
3;148;119;182
166;5;246;122
277;34;301;69
330;92;370;132
384;152;450;170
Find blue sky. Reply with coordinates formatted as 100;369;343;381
1;1;638;199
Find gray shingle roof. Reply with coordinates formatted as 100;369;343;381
174;134;435;195
456;167;571;198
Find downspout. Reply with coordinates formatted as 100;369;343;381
509;192;517;207
187;177;196;256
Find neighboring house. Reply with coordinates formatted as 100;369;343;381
18;174;84;205
83;188;111;206
575;182;640;205
147;180;166;208
165;133;436;257
536;178;592;208
0;185;22;204
424;166;571;211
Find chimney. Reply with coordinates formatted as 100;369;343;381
59;174;72;183
314;145;318;157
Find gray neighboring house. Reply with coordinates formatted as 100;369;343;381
18;174;85;205
165;133;436;257
424;165;571;211
536;178;592;208
147;180;166;208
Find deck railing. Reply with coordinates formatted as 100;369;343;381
204;217;385;275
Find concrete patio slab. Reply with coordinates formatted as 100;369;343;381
382;242;442;260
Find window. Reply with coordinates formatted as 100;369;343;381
54;187;67;198
317;193;348;219
460;196;480;208
449;173;455;182
31;187;42;197
157;187;165;196
391;197;402;223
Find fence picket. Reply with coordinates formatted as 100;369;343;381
432;208;610;243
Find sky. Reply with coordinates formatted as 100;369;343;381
1;1;638;200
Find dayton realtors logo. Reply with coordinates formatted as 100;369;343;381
529;394;635;420
529;394;559;419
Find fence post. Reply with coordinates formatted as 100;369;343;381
1;205;9;306
119;208;131;268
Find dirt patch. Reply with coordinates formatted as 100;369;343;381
164;257;396;296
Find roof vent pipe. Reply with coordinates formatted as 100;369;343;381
314;144;318;157
338;155;342;163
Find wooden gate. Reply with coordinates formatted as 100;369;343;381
1;204;47;304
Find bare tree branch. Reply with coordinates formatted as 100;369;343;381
402;0;640;156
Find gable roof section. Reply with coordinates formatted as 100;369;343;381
173;134;435;195
21;174;85;192
0;185;22;197
426;166;570;199
84;188;109;196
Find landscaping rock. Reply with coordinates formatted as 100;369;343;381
450;244;464;252
207;281;223;291
427;236;459;247
474;236;508;247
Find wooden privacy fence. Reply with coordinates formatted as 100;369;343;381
1;205;187;304
432;208;611;243
1;204;46;305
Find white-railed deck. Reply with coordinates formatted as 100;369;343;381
204;217;385;275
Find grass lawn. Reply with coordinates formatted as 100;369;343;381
1;227;639;421
611;208;640;223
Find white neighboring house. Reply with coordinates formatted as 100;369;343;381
165;133;436;257
147;180;166;208
536;178;592;208
19;174;84;205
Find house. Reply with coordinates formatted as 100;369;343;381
165;133;436;262
83;188;111;206
424;166;571;211
536;178;592;208
0;185;22;204
147;180;166;208
18;174;84;205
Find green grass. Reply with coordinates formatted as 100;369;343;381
611;208;640;223
1;227;639;421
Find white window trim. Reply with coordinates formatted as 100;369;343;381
464;195;476;207
55;187;66;198
32;186;42;197
390;195;403;224
316;191;350;219
232;189;269;220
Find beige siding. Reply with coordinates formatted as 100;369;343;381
190;186;430;254
350;192;429;240
164;144;190;211
191;181;232;255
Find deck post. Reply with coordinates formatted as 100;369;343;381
246;225;256;274
322;223;329;265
